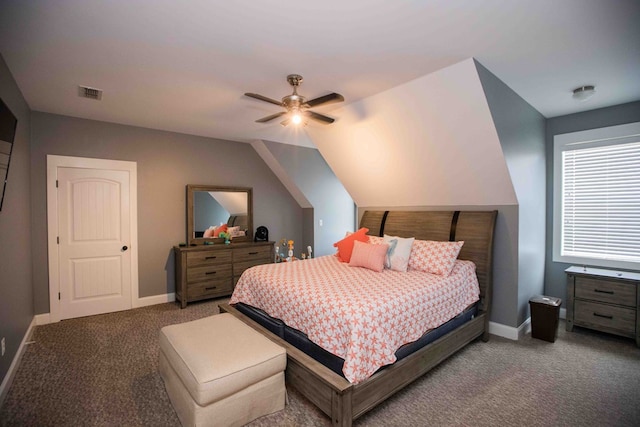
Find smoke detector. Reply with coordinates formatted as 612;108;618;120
572;85;595;102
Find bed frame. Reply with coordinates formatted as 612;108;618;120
220;209;498;426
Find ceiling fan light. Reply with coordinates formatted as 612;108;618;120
247;74;343;125
572;85;595;101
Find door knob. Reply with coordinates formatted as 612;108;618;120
122;245;128;251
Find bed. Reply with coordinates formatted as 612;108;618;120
220;209;497;426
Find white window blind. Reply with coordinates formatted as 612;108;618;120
561;141;640;263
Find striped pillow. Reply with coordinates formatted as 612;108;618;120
349;240;389;272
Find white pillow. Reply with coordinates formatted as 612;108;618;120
383;235;415;272
227;226;242;237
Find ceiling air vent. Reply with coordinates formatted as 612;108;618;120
78;85;103;100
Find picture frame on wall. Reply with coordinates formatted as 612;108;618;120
0;97;18;212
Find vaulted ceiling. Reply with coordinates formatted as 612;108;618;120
1;1;638;147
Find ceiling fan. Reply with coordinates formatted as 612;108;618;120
245;74;344;126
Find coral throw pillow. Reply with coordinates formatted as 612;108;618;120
349;240;389;272
408;240;464;276
333;227;369;263
213;223;228;237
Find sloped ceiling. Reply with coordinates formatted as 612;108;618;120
1;1;638;149
209;191;247;215
308;59;517;208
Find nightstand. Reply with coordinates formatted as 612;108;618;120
565;266;640;346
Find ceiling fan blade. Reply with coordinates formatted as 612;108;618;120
304;110;335;124
245;93;282;106
305;92;344;108
256;111;287;123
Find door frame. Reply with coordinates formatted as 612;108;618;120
47;155;139;323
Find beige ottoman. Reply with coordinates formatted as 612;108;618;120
159;313;286;426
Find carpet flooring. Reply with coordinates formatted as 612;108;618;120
1;298;639;426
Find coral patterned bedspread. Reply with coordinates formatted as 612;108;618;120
229;255;480;384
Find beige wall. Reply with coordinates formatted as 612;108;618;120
308;59;517;207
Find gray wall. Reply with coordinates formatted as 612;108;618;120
262;141;355;257
302;208;314;257
544;101;640;301
30;112;303;313
476;60;547;327
0;54;33;388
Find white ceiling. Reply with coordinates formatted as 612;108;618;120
1;0;639;147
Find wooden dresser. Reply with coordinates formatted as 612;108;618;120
565;266;640;346
174;241;273;308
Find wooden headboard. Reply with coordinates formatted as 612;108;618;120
360;210;498;315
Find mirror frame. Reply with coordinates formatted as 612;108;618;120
186;184;253;245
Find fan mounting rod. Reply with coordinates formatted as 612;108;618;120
287;74;303;87
283;74;305;109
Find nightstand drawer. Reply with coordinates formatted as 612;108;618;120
187;264;233;284
187;250;232;267
574;300;636;336
575;277;636;307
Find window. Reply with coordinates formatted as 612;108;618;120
553;122;640;270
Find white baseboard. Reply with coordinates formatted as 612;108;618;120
490;307;567;341
134;292;175;308
34;293;176;326
489;321;522;340
0;318;37;407
35;313;51;326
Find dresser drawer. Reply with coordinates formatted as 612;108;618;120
187;250;232;267
574;300;636;336
575;277;636;307
233;245;272;263
187;279;233;300
187;264;232;284
234;259;270;277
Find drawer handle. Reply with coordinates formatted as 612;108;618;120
248;252;259;255
205;286;217;291
205;271;217;275
205;256;217;260
594;289;614;295
593;312;613;320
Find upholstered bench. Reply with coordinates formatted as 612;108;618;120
159;313;286;426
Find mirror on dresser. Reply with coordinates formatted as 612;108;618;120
186;185;253;245
177;184;272;308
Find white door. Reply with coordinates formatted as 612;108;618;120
56;166;132;319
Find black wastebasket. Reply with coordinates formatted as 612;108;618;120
529;295;562;342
